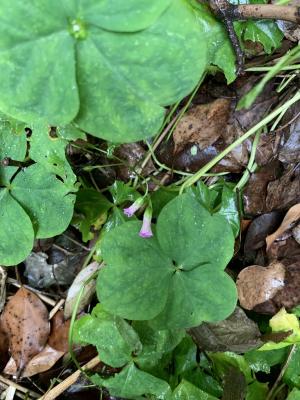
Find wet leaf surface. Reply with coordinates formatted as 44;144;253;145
1;287;50;375
237;262;285;311
244;211;282;253
189;307;262;353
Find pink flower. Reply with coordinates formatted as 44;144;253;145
123;197;144;217
139;207;153;238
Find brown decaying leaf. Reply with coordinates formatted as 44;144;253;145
1;287;50;375
0;319;9;371
266;203;300;250
188;307;262;353
243;161;280;215
237;262;285;310
173;98;231;153
4;345;64;378
115;142;155;180
48;311;70;353
266;168;300;212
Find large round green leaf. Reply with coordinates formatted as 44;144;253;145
10;164;76;238
0;189;34;266
97;194;237;329
150;266;237;329
156;194;234;270
98;222;173;320
64;0;172;32
0;0;207;142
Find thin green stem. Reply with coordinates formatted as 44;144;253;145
179;90;300;194
267;344;297;400
234;130;261;191
246;64;300;72
166;76;205;142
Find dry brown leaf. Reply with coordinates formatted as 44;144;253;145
237;262;285;310
173;99;231;153
1;287;50;375
266;204;300;250
48;311;70;353
0;319;9;371
4;345;64;378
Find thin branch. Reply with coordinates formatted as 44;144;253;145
40;356;100;400
234;4;300;24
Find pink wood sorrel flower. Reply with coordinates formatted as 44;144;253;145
123;197;144;217
139;206;153;238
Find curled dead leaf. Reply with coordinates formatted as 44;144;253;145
266;203;300;250
237;262;285;310
293;223;300;244
64;261;102;319
4;345;64;378
1;287;50;375
0;266;7;313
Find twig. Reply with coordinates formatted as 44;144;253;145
209;0;244;74
0;376;40;399
5;386;16;400
270;110;300;134
234;4;300;24
138;114;178;175
7;279;57;306
39;356;100;400
266;344;296;400
49;299;65;320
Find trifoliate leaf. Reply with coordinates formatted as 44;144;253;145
97;194;236;329
0;0;207;143
10;164;76;238
74;304;141;368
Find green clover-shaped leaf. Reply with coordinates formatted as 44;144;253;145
0;163;76;265
74;304;142;368
91;361;171;399
0;0;207;143
97;194;237;329
0;189;34;266
10;164;76;238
